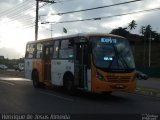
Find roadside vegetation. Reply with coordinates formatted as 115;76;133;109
110;20;160;77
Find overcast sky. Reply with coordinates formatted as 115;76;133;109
0;0;160;59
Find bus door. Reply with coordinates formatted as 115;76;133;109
74;43;88;89
43;45;53;81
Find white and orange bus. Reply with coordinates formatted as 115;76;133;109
25;33;136;93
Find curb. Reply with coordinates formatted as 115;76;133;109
136;86;160;97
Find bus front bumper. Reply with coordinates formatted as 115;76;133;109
92;81;136;93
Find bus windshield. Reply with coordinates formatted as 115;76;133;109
91;36;135;72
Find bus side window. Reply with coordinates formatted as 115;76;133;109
36;43;43;59
50;47;53;58
59;39;74;59
26;44;36;59
53;41;59;58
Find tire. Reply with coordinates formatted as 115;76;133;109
32;71;40;88
102;91;112;96
63;74;75;95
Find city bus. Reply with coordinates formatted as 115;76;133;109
25;33;136;94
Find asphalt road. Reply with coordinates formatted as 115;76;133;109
137;78;160;90
0;72;160;120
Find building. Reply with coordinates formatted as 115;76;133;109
0;56;4;60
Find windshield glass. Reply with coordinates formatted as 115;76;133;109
91;36;135;72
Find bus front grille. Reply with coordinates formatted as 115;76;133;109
106;76;131;83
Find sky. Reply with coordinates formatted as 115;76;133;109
0;0;160;59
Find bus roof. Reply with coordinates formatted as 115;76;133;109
26;33;126;44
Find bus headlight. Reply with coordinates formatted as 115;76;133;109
96;71;105;81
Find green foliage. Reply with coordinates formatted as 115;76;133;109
128;20;137;31
110;22;160;77
110;27;130;37
140;25;160;42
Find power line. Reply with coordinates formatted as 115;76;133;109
1;0;151;31
2;2;48;24
42;7;160;24
0;0;73;29
23;25;35;29
35;0;57;41
0;2;36;26
0;0;34;16
17;23;35;29
39;2;49;8
50;0;144;16
13;0;73;26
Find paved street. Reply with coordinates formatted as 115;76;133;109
137;78;160;90
0;71;160;120
0;78;159;112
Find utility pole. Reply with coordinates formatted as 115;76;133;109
50;23;53;38
35;0;56;41
148;32;151;67
143;33;146;66
35;0;39;41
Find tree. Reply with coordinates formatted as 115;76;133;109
110;27;130;37
140;26;145;36
128;20;137;31
145;25;152;32
144;25;152;39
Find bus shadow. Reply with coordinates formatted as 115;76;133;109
40;86;133;103
75;91;133;103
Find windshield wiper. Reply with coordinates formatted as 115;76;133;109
107;43;120;70
117;49;130;69
118;54;129;69
111;42;129;70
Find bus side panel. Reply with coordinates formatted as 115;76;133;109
51;59;74;86
32;59;44;82
25;59;33;80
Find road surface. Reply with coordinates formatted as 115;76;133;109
0;71;160;120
